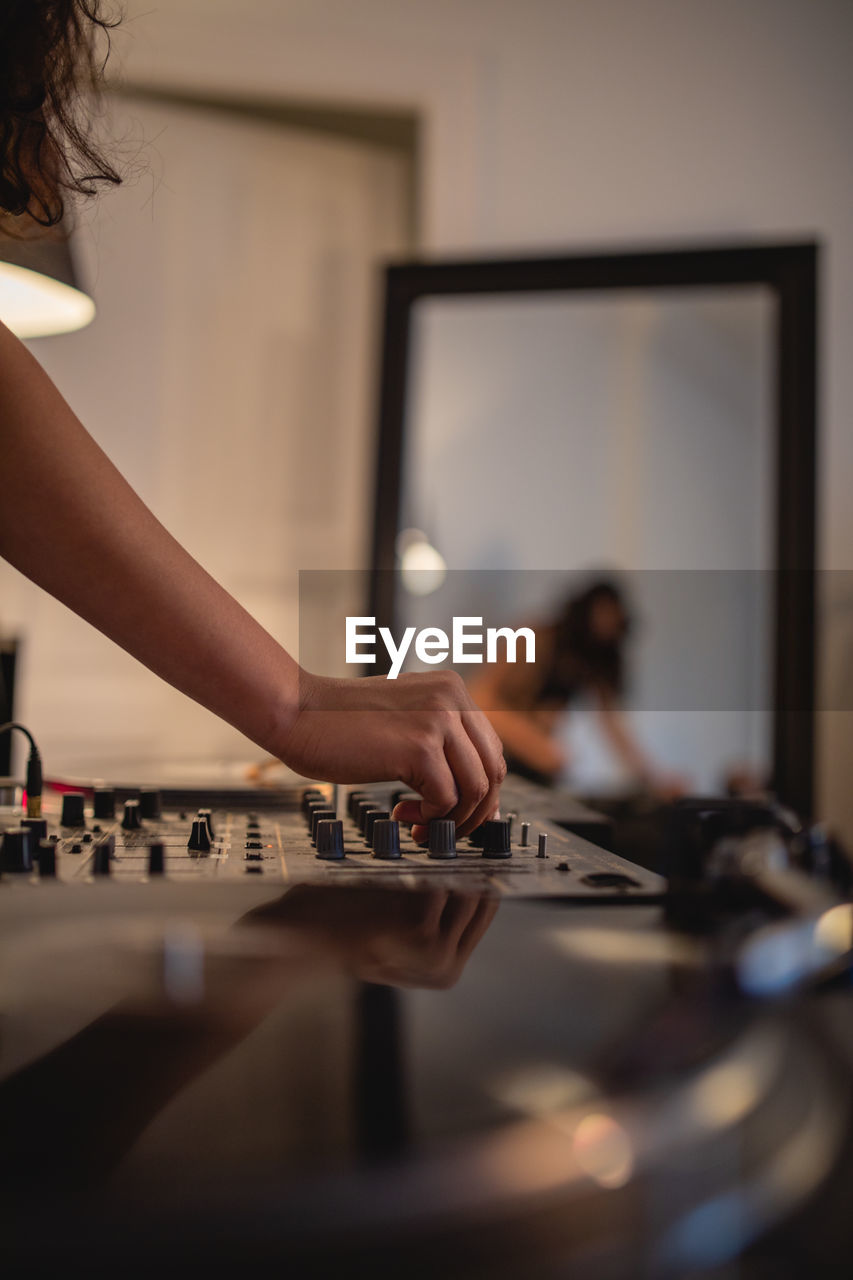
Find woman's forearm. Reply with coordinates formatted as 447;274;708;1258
0;322;299;755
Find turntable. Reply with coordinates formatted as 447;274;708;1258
1;761;852;1278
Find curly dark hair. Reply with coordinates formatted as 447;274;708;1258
0;0;121;227
553;578;632;698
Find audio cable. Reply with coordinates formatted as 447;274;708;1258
0;723;43;817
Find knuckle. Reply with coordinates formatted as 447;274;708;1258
435;670;465;701
404;740;433;780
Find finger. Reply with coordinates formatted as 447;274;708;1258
392;799;426;828
456;707;506;837
462;705;506;788
457;896;500;962
440;727;491;836
437;892;481;944
401;744;458;842
415;889;451;935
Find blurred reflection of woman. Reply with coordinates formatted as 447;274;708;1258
469;579;687;798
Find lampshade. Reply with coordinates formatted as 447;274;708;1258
0;223;95;338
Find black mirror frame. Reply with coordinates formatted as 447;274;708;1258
370;243;818;819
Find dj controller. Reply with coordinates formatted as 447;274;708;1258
2;766;853;1278
0;773;662;898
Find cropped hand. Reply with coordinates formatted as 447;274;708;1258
279;670;506;840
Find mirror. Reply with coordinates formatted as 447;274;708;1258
369;246;817;813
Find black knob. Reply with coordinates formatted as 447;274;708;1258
23;817;48;843
188;818;211;855
301;788;324;816
1;826;33;873
347;790;369;821
121;799;142;831
310;808;337;844
372;819;401;860
481;819;512;859
140;788;162;820
197;808;215;839
305;799;330;828
37;838;56;878
428;819;457;860
92;841;112;876
315;819;345;861
366;809;390;846
93;787;116;819
358;802;382;836
147;842;165;876
61;792;86;827
468;823;487;848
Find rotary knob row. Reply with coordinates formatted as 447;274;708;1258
0;827;65;874
0;828;57;877
0;825;168;878
60;788;163;827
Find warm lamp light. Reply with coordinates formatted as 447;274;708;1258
0;223;95;338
